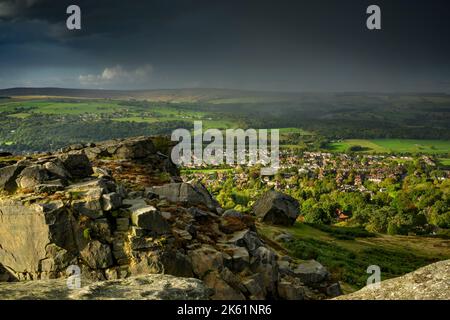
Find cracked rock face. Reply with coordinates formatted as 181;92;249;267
0;274;210;300
0;199;77;278
335;260;450;300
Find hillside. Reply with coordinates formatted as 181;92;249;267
258;223;450;292
1;88;450;153
0;87;296;103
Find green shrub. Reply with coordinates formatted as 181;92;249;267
387;222;399;235
83;228;91;240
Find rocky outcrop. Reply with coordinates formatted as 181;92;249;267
0;274;210;300
0;136;338;300
0;152;92;194
335;260;450;300
253;190;300;226
147;182;220;212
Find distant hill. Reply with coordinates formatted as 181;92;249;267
1;87;448;104
0;87;301;103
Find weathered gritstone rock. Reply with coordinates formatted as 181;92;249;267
203;271;245;300
83;136;156;160
0;165;25;192
0;274;210;300
229;229;263;254
130;206;170;235
102;192;122;211
80;241;114;269
0;199;77;279
15;165;49;190
189;245;224;278
57;153;93;178
335;260;450;300
147;182;220;212
0;136;340;300
293;260;329;285
278;280;306;300
253;190;300;226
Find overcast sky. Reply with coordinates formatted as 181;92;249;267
0;0;449;92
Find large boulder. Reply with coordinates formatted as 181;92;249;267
84;137;156;160
130;205;170;235
147;182;220;212
0;274;210;300
253;190;300;226
114;137;156;159
293;260;329;285
44;159;71;180
58;152;93;178
0;199;76;278
15;165;49;190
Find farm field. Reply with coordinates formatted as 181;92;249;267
1;98;238;129
1;92;450;154
329;139;450;154
1;99;122;115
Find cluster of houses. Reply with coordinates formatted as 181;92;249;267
182;149;449;193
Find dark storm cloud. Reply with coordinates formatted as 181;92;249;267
0;0;449;91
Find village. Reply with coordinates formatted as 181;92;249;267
182;148;449;193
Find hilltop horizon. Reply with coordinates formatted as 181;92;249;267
1;87;449;98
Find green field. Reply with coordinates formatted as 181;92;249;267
259;222;450;292
1;99;239;130
2;94;450;154
329;139;450;154
0;100;122;115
